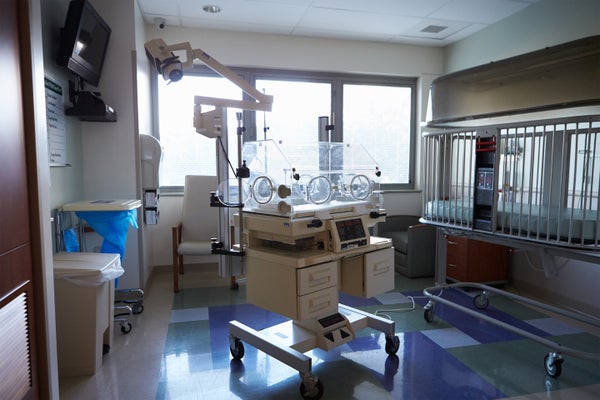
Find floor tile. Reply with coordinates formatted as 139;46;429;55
374;291;412;305
169;307;209;323
421;327;481;348
525;317;584;335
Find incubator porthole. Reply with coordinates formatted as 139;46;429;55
295;175;313;202
251;176;276;204
217;179;250;204
348;174;372;200
306;175;332;204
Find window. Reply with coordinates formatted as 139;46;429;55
254;78;331;143
157;74;242;187
155;68;416;190
342;83;414;186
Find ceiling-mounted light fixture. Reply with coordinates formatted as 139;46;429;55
203;5;222;13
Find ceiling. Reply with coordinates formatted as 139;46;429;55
137;0;540;46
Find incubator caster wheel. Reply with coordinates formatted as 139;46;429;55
473;292;489;310
120;322;132;334
544;352;563;378
299;375;323;400
385;335;400;355
229;338;245;360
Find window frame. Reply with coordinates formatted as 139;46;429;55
151;65;417;192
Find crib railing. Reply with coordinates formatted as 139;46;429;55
421;116;600;249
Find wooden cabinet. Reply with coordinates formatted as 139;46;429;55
446;235;510;284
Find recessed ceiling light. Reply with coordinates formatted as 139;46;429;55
203;5;221;13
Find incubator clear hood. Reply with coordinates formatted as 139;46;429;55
427;35;600;128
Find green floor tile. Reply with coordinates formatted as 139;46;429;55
164;320;212;354
394;274;435;292
485;295;550;320
172;286;247;309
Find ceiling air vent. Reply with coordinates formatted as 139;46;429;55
421;25;447;34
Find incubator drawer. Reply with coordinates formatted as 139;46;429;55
297;261;338;296
340;247;394;298
297;285;338;321
364;247;394;297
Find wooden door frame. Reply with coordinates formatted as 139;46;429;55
16;0;60;398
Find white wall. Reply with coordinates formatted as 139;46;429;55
84;0;159;290
143;26;445;267
445;0;600;72
41;0;85;211
443;0;600;317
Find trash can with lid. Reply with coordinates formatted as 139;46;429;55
53;252;123;377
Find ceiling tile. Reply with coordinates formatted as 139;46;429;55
177;0;306;25
430;0;530;24
137;0;180;16
312;0;451;17
298;8;421;35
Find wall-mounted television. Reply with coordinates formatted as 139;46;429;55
56;0;111;88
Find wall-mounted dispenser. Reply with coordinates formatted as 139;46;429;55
140;134;163;224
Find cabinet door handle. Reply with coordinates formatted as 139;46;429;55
447;240;457;245
448;263;457;267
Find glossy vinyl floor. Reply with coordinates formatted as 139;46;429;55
59;265;600;400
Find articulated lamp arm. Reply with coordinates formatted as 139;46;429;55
144;38;273;136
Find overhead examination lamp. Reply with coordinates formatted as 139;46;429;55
144;38;273;138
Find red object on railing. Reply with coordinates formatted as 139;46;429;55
476;136;496;152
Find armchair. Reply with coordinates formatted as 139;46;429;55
172;175;219;292
377;215;436;278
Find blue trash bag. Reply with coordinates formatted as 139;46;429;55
63;227;80;252
75;209;138;262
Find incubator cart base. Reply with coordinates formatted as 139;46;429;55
423;282;600;378
229;304;399;399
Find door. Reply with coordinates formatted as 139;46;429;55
0;0;39;398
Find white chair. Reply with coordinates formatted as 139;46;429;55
172;175;219;292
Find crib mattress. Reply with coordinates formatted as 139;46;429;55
424;200;600;243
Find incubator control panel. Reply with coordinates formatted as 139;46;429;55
329;217;369;252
